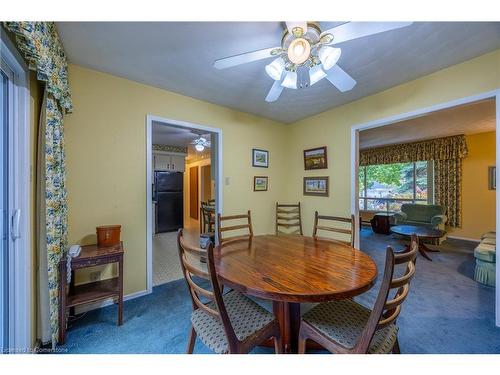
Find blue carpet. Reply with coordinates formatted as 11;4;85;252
61;229;500;354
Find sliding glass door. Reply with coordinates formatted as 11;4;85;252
0;63;10;352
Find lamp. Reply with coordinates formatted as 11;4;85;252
318;46;341;70
265;57;285;81
309;65;327;86
287;38;311;65
195;144;205;152
281;71;297;89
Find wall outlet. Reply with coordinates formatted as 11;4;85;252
89;271;100;282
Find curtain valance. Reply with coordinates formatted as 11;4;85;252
3;22;72;113
359;134;468;166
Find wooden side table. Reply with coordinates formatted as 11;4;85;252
58;242;124;344
370;212;394;234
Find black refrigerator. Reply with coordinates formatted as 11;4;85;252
154;171;183;233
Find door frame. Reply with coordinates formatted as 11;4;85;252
146;115;223;293
350;89;500;327
1;31;32;350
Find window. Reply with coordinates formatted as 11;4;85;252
359;161;433;212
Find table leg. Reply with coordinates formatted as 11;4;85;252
272;301;300;353
118;255;124;325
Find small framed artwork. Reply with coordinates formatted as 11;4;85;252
304;146;328;170
254;176;268;191
252;148;269;168
488;166;496;190
303;176;329;197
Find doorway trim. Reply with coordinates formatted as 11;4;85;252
350;89;500;327
145;115;223;293
1;31;32;350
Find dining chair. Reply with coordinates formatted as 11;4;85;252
177;229;282;354
200;202;215;233
312;211;355;246
217;210;253;245
298;234;418;354
275;202;303;235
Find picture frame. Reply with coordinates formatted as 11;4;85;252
488;166;496;190
254;176;268;191
252;148;269;168
303;176;329;197
303;146;328;170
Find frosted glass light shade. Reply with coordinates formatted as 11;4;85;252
265;58;285;80
309;65;327;86
281;71;297;89
195;144;205;152
318;46;341;70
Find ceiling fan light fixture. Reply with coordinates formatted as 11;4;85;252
281;70;297;89
318;46;341;70
195;144;205;152
309;65;327;86
265;57;285;81
287;38;311;65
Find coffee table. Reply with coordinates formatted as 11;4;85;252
391;225;445;261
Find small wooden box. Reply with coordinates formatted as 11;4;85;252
96;225;121;247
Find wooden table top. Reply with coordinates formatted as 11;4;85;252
214;235;378;303
391;225;445;238
60;242;124;263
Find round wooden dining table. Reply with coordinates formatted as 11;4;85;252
214;234;378;353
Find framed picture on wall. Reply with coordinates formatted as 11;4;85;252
254;176;268;191
488;166;496;190
303;176;329;197
252;149;269;168
303;146;328;170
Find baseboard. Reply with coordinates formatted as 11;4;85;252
74;288;151;315
447;235;481;243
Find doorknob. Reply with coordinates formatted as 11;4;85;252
11;209;21;240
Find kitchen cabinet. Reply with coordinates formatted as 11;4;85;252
153;152;186;172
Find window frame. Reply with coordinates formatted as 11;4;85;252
359;161;434;212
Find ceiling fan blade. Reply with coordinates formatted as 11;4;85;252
323;22;413;45
214;47;280;70
285;22;308;36
265;80;285;102
325;65;357;92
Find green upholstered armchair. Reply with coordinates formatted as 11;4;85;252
393;203;447;229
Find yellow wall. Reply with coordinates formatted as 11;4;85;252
447;131;496;240
285;50;499;237
64;64;288;296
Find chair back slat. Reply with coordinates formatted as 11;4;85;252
353;234;418;353
313;211;355;247
217;211;253;245
200;202;215;233
275;202;303;235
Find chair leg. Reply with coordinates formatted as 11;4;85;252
186;326;197;354
392;337;401;354
274;334;283;354
298;326;307;354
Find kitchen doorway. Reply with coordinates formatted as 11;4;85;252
146;116;222;290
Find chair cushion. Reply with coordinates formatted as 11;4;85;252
302;299;398;354
474;245;496;263
191;290;275;353
481;237;496;246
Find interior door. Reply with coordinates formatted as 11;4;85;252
189;166;199;220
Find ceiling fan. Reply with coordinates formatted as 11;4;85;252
214;22;412;102
190;132;211;152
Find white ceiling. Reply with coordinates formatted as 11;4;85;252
152;121;212;160
359;99;496;149
57;22;500;123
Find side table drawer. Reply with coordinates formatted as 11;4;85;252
71;255;122;269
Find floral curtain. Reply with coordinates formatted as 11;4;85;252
359;135;468;166
3;22;72;346
360;135;468;228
